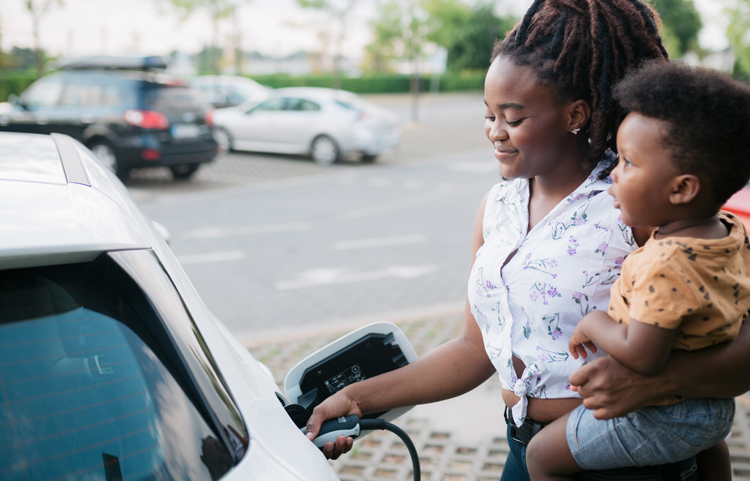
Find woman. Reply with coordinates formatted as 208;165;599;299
306;1;750;478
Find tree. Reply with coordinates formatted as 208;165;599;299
425;1;515;71
24;0;63;78
163;0;249;74
296;0;360;89
726;0;750;80
651;0;702;57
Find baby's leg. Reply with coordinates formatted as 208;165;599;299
526;412;582;481
696;440;731;481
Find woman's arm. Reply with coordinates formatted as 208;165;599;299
569;320;750;419
306;193;495;458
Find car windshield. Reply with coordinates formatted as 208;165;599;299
0;258;234;481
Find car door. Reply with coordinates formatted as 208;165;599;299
231;97;287;151
278;98;320;152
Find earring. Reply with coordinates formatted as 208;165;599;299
571;128;580;135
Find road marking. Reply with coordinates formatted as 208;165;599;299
448;161;497;173
178;250;245;265
183;222;313;239
334;234;426;250
276;264;440;290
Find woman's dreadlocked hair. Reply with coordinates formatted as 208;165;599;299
491;0;668;168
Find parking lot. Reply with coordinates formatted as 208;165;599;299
126;92;489;199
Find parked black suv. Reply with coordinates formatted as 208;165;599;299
0;56;217;180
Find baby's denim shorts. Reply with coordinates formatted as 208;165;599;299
566;397;735;470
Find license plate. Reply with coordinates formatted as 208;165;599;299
171;124;202;139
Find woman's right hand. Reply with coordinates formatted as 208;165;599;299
305;390;363;459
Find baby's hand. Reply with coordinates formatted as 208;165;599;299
569;324;597;359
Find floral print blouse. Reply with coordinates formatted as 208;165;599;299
468;160;636;426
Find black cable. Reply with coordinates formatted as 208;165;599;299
360;419;421;481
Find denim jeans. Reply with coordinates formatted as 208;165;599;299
501;424;699;481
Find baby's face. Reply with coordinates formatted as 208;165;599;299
609;113;681;228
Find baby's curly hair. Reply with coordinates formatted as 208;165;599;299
614;61;750;207
490;0;668;167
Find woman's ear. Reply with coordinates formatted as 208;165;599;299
569;100;591;132
669;174;701;205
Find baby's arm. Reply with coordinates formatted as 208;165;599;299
570;311;676;374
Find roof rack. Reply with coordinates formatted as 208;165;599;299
56;55;170;71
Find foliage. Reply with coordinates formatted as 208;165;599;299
361;0;431;73
162;0;249;74
247;71;485;92
726;0;750;80
432;2;516;71
651;0;702;57
0;72;39;101
294;0;361;87
362;0;516;73
194;46;225;74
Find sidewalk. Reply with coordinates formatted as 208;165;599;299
246;313;750;481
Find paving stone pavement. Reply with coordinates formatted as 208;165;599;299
246;313;750;481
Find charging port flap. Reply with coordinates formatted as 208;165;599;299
284;322;418;429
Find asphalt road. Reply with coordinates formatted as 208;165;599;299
129;92;500;341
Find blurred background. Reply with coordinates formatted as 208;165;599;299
0;0;748;344
1;0;747;97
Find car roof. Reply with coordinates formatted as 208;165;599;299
0;132;151;269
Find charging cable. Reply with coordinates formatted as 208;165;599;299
301;414;421;481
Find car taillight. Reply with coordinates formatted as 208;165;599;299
124;109;170;129
205;109;214;128
357;111;370;121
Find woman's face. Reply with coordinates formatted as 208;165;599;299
484;56;574;180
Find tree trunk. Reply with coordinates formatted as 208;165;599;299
33;13;43;78
410;57;420;123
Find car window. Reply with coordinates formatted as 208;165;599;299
251;98;285;112
0;254;243;481
334;93;373;112
59;81;133;108
144;85;206;111
286;98;320;111
22;76;64;109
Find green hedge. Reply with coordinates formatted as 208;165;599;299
0;71;486;101
0;72;37;102
248;71;486;93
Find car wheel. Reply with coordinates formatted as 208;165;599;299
361;154;378;163
213;127;233;152
310;135;339;166
170;164;201;180
90;140;129;181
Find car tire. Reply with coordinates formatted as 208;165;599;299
361;154;378;163
170;164;201;180
213;127;233;152
310;135;339;166
89;140;129;181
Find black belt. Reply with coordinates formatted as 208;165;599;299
504;407;548;446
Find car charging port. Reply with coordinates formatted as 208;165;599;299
285;329;421;480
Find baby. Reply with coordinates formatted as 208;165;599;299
526;61;750;481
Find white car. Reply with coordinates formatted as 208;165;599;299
189;75;272;109
0;132;338;480
212;87;401;165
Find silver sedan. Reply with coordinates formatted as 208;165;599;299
212;87;401;165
